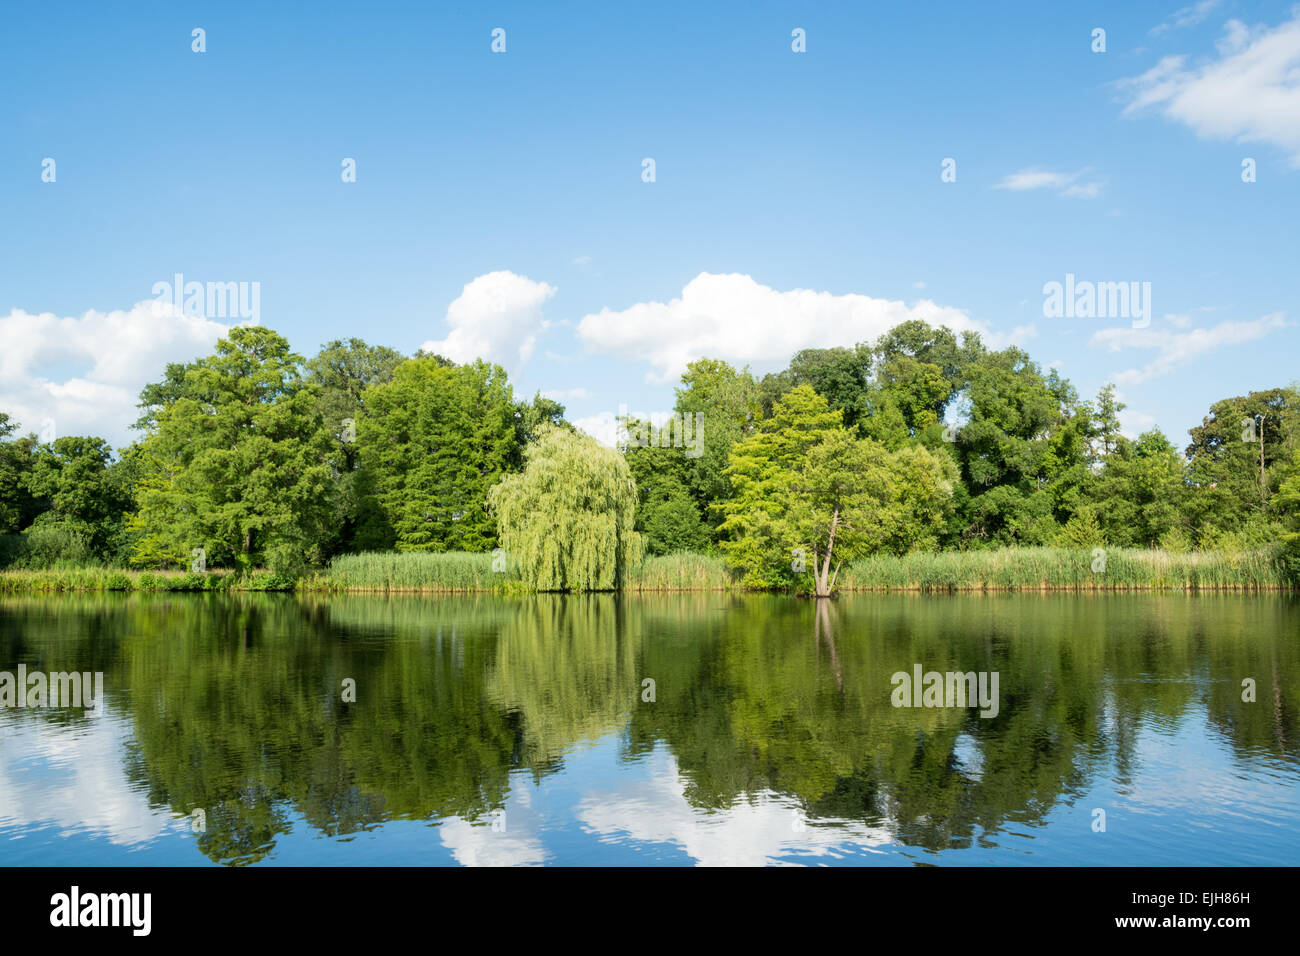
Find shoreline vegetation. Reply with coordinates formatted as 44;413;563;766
5;325;1300;597
2;545;1291;594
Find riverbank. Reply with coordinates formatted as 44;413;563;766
0;567;295;592
1;545;1291;593
838;545;1291;591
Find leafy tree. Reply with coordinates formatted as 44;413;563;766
1185;387;1300;523
1274;449;1300;578
513;392;569;462
783;429;895;596
305;338;405;464
24;435;131;557
127;326;335;571
624;429;710;555
1093;383;1125;459
673;359;761;531
304;338;406;557
488;425;643;591
0;414;40;536
1086;429;1186;547
951;346;1080;545
356;357;517;552
759;345;873;428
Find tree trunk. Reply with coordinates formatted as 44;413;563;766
815;507;840;597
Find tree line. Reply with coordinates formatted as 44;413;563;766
2;320;1299;586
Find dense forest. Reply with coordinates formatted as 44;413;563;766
2;320;1299;587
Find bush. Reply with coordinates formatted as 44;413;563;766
17;522;94;569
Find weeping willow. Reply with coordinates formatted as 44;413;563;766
488;425;644;591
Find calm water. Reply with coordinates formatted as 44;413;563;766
0;592;1297;866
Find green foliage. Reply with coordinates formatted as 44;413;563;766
715;385;955;593
488;425;643;591
356;357;517;552
672;358;761;531
4;320;1300;591
25;435;131;556
0;414;40;535
127;326;336;570
624;433;710;555
1055;509;1105;548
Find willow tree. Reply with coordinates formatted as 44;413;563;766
488;425;643;591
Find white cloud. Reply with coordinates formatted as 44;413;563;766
576;272;990;383
573;412;621;448
0;301;229;446
1061;181;1104;199
1119;13;1300;165
421;271;557;370
574;406;678;448
437;784;547;867
1151;0;1222;36
1118;407;1159;438
576;747;893;866
996;168;1103;199
0;709;179;849
1090;312;1287;384
996;169;1078;191
540;387;591;402
986;324;1038;349
571;255;592;266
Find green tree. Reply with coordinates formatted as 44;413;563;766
624;428;710;555
24;435;132;557
356;357;517;552
0;414;40;537
128;326;335;571
305;338;405;465
488;425;643;591
1086;429;1187;547
715;385;949;593
1184;387;1299;540
673;359;761;531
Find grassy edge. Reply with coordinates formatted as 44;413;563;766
1;546;1292;593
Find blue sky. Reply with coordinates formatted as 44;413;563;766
2;0;1297;448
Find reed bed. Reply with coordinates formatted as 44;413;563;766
0;568;286;592
625;552;736;591
304;551;524;593
839;546;1290;592
3;547;1289;593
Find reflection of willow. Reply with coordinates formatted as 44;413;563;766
4;592;1297;861
485;595;642;775
122;594;522;864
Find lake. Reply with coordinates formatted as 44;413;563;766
1;592;1297;866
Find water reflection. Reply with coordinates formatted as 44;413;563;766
0;592;1297;865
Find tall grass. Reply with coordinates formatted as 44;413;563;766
625;552;736;591
839;545;1290;592
4;546;1289;593
0;568;293;592
305;551;525;592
